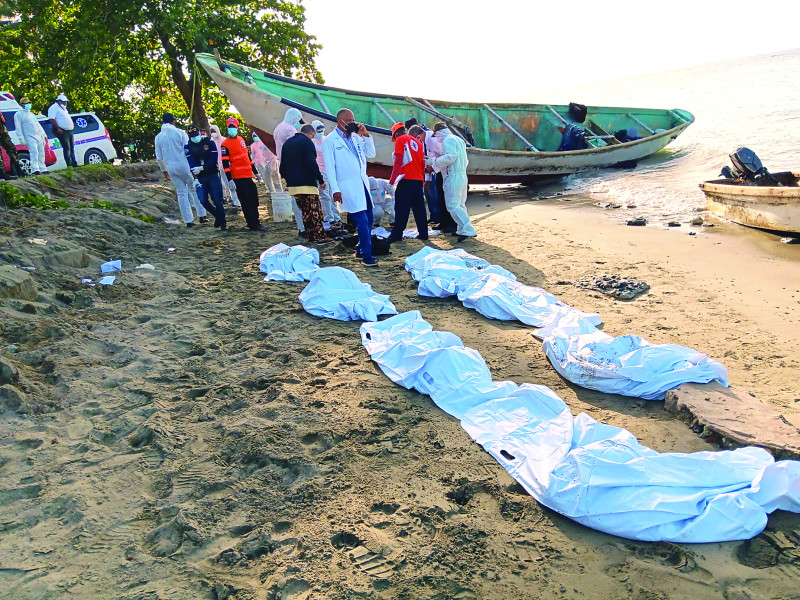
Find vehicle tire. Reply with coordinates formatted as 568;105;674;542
84;148;107;165
17;152;32;175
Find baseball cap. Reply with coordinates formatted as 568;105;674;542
187;125;199;136
226;117;240;127
391;122;405;137
57;93;68;102
19;96;30;105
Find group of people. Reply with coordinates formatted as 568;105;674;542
154;104;476;268
0;93;80;179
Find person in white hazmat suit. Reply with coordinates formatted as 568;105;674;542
273;107;306;234
368;176;395;227
428;127;476;239
210;125;241;208
154;113;208;227
14;97;48;175
251;133;282;193
311;120;342;228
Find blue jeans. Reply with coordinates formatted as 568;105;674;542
196;173;226;228
349;187;374;261
424;178;440;222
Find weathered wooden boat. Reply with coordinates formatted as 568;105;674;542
699;172;800;233
197;53;694;184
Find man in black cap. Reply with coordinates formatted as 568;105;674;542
184;125;227;231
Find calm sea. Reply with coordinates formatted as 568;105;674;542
526;48;800;222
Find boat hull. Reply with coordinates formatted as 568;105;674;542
699;173;800;234
200;59;692;184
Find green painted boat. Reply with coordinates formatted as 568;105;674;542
197;53;694;184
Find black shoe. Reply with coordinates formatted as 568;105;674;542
199;216;209;224
33;171;41;176
249;226;267;232
186;222;195;228
457;235;476;242
220;224;227;232
418;236;429;241
298;230;307;238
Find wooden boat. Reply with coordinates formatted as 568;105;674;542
699;172;800;233
197;53;694;184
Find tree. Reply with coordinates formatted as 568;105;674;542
0;0;321;157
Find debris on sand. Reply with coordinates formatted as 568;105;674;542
575;274;650;300
626;217;647;226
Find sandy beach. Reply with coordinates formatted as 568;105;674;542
1;165;798;599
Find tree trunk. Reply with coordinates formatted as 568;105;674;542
157;32;210;132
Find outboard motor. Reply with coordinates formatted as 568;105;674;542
729;147;779;185
720;165;741;180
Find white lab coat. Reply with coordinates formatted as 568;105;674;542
14;110;47;173
154;123;207;223
322;130;376;214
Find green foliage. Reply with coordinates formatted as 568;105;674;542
0;182;71;209
0;0;321;159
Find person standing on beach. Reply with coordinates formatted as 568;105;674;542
184;125;227;231
13;97;48;175
387;123;428;242
221;117;265;232
47;94;79;168
311;119;342;231
251;133;281;194
427;123;457;234
210;125;242;209
279;124;333;244
273;107;306;236
155;113;207;228
322;108;378;266
0;113;23;179
429;125;476;241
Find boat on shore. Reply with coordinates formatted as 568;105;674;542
197;53;694;184
699;172;800;233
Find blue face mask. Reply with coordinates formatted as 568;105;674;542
227;127;238;137
253;135;259;142
24;103;32;111
190;135;201;143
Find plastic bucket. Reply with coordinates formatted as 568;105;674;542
271;192;293;222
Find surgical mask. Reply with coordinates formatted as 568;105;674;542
190;135;201;143
253;135;259;142
24;103;31;111
345;122;359;135
227;127;238;137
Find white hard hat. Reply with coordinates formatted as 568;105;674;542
57;93;68;102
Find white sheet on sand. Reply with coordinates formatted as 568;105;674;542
372;227;440;239
360;311;800;543
299;266;398;322
405;247;727;400
259;243;319;282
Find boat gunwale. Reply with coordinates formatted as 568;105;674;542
699;172;800;198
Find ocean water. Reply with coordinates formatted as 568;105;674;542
527;48;800;222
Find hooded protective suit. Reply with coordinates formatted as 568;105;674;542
369;176;395;226
251;135;282;193
154;122;207;224
13;108;47;174
210;125;241;207
273;107;305;232
311;119;340;225
430;129;476;237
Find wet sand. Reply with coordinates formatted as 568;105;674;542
1;165;798;599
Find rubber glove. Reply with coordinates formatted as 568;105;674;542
227;179;236;191
191;166;202;175
425;157;434;167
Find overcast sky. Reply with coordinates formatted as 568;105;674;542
302;0;798;102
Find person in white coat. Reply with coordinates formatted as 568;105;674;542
273;107;305;235
311;119;342;229
210;125;241;208
14;97;48;175
368;177;395;227
322;108;378;266
154;113;208;227
428;127;477;240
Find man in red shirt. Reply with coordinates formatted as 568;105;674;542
221;117;264;231
387;122;428;242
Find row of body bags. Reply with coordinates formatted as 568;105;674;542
404;246;727;400
281;251;800;542
360;311;800;543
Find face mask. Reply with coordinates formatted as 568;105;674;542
253;135;259;142
24;103;32;111
190;135;201;143
227;127;238;137
345;122;359;135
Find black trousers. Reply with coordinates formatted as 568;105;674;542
389;179;428;241
58;130;78;167
233;178;261;229
436;172;457;231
